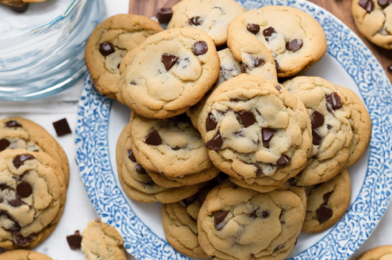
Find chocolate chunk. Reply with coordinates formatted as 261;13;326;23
161;54;178;71
205;133;223;151
378;0;390;8
127;149;136;162
15;233;36;246
5;120;21;128
262;128;275;148
0;139;10;152
135;164;147;174
157;7;173;23
247;24;260;34
189;16;202;25
99;42;115;56
359;0;375;12
274;59;280;71
288;178;297;186
241;63;248;73
325;93;343;111
206;113;217;131
323;191;333;204
263;27;276;37
193;41;208;56
277;154;291;165
16;181;32;198
67;230;82;249
252;58;265;67
255;165;263;176
214;210;229;230
327;124;333;130
388;64;392;73
312;130;322;146
172;146;181;150
311;111;325;129
12;3;29;13
179;196;196;208
8;197;25;207
145;130;162;146
261;210;270;218
0;184;10;190
317;204;333;223
239;111;256;127
216;43;228;51
13;154;35;169
53;118;72;137
274;243;285;253
286;39;303;52
275;85;282;91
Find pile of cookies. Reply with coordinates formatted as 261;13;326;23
85;0;372;259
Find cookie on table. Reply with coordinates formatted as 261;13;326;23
302;169;351;233
228;6;327;77
116;123;206;203
85;14;164;101
352;0;392;49
0;117;70;186
168;0;246;46
0;250;52;260
119;28;220;119
0;149;67;249
283;77;353;186
357;245;392;260
82;219;127;260
198;180;306;260
198;74;312;193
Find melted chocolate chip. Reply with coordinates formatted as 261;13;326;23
327;124;333;130
216;43;228;51
288;178;297;186
145;130;162;146
263;27;276;37
312;130;322;146
157;7;173;23
252;58;265;67
275;59;280;71
13;154;35;169
286;39;303;52
99;42;115;56
275;85;282;91
311;111;325;129
317;204;333;223
262;128;275;148
15;232;36;246
214;210;229;230
193;41;208;56
358;0;375;12
8;197;25;207
135;164;147;174
325;93;343;111
67;230;82;249
172;146;181;150
53;118;72;137
5;120;21;128
161;54;178;71
189;16;202;25
255;165;263;176
239;111;256;127
0;139;10;152
16;181;32;198
247;24;260;34
274;243;285;253
261;210;270;218
241;63;248;73
12;3;29;13
0;184;10;190
378;0;390;8
277;155;291;165
206;113;217;131
323;191;333;204
179;196;196;208
205;133;223;151
127;149;136;162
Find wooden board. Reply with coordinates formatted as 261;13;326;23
129;0;392;83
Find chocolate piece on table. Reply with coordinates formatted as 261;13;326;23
53;118;72;137
67;230;82;249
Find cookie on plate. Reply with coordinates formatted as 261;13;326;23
82;219;127;260
283;77;353;186
168;0;246;46
116;123;206;203
352;0;392;49
198;74;312;193
85;14;164;101
0;250;52;260
357;245;392;260
0;117;70;186
119;28;220;119
227;6;327;77
302;169;351;233
198;180;306;260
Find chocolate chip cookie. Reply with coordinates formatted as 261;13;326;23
283;77;353;186
0;250;53;260
358;245;392;260
302;169;351;233
227;6;327;77
81;219;127;260
168;0;246;46
352;0;392;49
198;180;306;260
85;14;164;101
0;117;70;186
119;28;220;119
198;74;312;193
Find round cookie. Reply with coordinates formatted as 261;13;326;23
227;6;327;77
0;117;70;186
81;219;127;260
199;74;312;193
198;180;306;260
358;245;392;260
116;123;205;203
85;14;164;101
119;28;220;119
352;0;392;49
302;169;351;233
283;77;353;186
0;250;53;260
167;0;246;46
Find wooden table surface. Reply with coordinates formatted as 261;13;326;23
129;0;392;83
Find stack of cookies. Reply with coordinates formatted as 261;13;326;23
86;1;372;259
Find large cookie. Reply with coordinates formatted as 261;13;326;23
227;6;327;77
357;245;392;260
119;28;220;119
0;250;52;260
168;0;246;46
85;14;164;101
283;77;353;186
199;74;312;193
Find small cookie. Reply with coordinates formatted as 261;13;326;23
283;77;353;186
227;6;327;77
352;0;392;49
199;74;312;193
198;180;306;260
85;14;164;100
302;169;351;233
119;28;220;119
168;0;246;46
357;245;392;260
0;117;70;186
0;250;52;260
81;219;127;260
116;123;205;203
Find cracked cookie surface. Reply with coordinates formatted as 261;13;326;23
0;249;53;260
358;245;392;260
